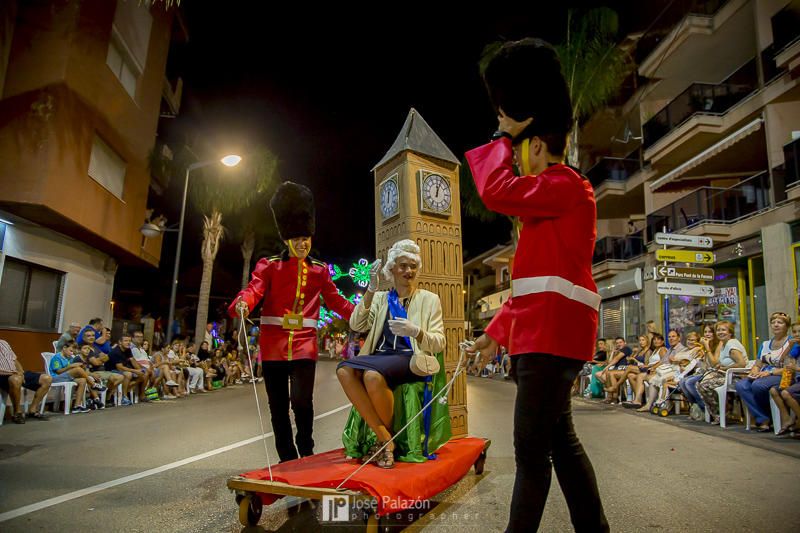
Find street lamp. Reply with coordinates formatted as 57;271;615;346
141;154;242;344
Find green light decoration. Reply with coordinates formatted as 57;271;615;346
348;258;370;288
328;263;346;281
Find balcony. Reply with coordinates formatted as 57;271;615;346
593;231;645;265
785;137;800;189
645;170;771;241
771;2;800;56
586;157;641;189
642;59;758;150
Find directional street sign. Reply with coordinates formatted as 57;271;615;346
654;233;713;248
653;265;714;281
655;249;715;264
656;282;714;297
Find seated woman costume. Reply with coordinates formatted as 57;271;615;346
337;240;450;468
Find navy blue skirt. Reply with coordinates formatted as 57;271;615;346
338;354;423;389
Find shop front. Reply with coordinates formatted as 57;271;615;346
597;268;643;344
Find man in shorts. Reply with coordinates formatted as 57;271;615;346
0;339;53;423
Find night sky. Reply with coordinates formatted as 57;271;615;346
124;1;664;319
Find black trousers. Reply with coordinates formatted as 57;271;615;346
508;353;608;533
262;359;316;462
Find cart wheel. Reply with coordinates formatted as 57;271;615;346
235;494;244;505
651;405;660;415
238;494;263;527
660;408;670;417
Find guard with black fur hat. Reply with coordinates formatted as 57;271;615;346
463;38;608;532
229;181;354;462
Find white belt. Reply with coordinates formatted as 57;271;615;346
260;316;318;328
512;276;601;311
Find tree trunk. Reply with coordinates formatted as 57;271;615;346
195;210;224;346
567;120;580;168
240;229;255;289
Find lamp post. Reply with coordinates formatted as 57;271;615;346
156;155;241;345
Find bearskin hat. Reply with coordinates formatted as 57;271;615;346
482;38;573;144
269;181;315;240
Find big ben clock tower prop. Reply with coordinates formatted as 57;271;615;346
372;108;468;437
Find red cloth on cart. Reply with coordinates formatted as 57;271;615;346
241;437;487;514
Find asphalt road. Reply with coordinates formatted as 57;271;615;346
1;359;799;532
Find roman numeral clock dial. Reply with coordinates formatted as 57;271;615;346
421;173;451;215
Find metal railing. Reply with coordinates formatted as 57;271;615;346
593;231;645;265
645;171;772;241
585;157;642;189
642;59;757;149
771;2;800;56
784;137;800;191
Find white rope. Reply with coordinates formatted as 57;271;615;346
239;307;273;481
335;340;472;490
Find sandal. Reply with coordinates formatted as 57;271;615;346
26;411;48;420
635;405;650;413
375;441;395;469
776;425;794;436
12;412;25;424
361;442;381;464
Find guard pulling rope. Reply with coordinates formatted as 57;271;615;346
335;340;473;489
239;307;274;482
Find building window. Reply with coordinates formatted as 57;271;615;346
88;135;126;199
0;257;64;331
105;0;152;100
106;36;139;99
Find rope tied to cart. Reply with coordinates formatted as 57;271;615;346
239;306;274;481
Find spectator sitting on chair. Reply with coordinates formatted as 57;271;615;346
612;335;654;397
0;339;53;423
106;334;147;405
131;331;155;392
628;333;667;409
151;350;180;398
679;324;719;420
696;321;748;425
70;343;108;410
49;341;94;413
55;322;81;352
183;342;206;393
736;312;791;432
597;337;632;403
82;330;124;401
770;322;800;435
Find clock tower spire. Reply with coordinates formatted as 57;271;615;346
372;108;468;437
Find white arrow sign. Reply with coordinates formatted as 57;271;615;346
656;282;714;297
655;233;713;248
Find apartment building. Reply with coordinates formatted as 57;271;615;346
0;0;179;367
583;0;800;355
463;244;514;338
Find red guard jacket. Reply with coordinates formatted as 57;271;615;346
465;138;600;362
228;251;354;362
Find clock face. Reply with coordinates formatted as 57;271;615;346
379;176;399;219
422;173;451;213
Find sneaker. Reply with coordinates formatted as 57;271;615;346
92;383;107;392
120;397;133;406
88;400;97;410
73;405;90;413
94;398;106;410
165;379;179;387
162;394;176;400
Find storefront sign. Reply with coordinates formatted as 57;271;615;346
655;249;715;264
656;282;714;297
654;233;713;248
653;265;714;281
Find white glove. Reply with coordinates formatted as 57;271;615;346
388;318;420;338
367;259;382;292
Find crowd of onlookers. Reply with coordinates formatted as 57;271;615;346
580;312;800;437
1;319;262;424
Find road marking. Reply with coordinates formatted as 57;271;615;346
0;403;351;523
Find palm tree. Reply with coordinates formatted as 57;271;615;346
555;7;632;167
189;147;280;345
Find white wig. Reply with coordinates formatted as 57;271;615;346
382;239;422;280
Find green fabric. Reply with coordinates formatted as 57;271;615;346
341;352;451;463
589;364;606;398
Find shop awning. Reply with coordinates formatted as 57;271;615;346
649;117;764;191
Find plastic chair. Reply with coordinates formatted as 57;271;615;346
52;340;59;353
41;352;77;415
715;365;753;429
769;395;782;435
0;388;8;425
